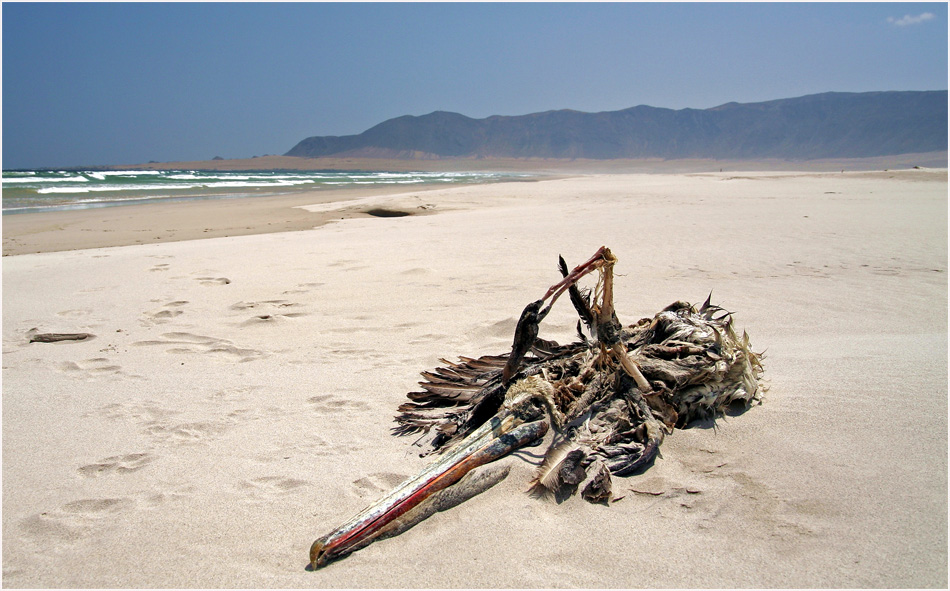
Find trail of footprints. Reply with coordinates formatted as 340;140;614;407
27;384;330;543
139;293;310;350
23;276;369;542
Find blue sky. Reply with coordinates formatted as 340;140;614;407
2;2;947;169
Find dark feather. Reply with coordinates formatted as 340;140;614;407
394;296;765;494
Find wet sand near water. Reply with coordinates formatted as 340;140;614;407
2;182;479;256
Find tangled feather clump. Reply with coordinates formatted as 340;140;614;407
395;294;765;504
309;248;768;570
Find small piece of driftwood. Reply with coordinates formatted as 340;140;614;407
28;332;95;343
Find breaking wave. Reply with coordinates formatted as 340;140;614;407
2;169;526;213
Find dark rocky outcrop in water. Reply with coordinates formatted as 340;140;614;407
286;91;947;160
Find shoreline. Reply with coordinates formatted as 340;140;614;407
1;181;515;256
3;167;945;257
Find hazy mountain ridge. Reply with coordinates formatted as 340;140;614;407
286;91;947;160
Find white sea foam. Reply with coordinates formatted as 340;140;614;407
4;169;524;214
88;170;158;177
38;183;202;194
201;180;314;188
2;175;89;183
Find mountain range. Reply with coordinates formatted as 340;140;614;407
286;91;947;161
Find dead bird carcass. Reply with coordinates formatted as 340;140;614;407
309;246;765;569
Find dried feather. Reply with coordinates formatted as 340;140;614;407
527;437;579;500
456;355;509;371
394;293;764;474
421;370;480;386
415;382;483;397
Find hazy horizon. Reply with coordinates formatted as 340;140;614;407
3;2;947;169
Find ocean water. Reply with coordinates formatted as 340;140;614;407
1;169;522;214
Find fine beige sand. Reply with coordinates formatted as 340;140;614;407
2;170;947;587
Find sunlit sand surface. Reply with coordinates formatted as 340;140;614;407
2;169;946;587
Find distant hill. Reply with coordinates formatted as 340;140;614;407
286;91;948;160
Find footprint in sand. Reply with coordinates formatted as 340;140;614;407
208;384;262;402
78;453;154;477
143;419;233;447
93;399;234;448
242;314;300;326
63;498;133;515
230;300;308;325
352;472;409;497
132;332;265;362
19;497;136;544
238;476;311;501
230;300;301;311
58;357;122;378
196;276;231;286
149;263;171;272
143;483;196;508
307;394;371;414
283;281;324;295
251;438;337;464
94;400;179;423
55;308;92;318
141;300;189;326
326;259;369;272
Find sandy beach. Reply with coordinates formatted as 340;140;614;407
2;170;947;587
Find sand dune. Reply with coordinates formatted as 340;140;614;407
2;171;946;587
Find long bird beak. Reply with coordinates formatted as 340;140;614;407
309;248;614;569
309;398;550;569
